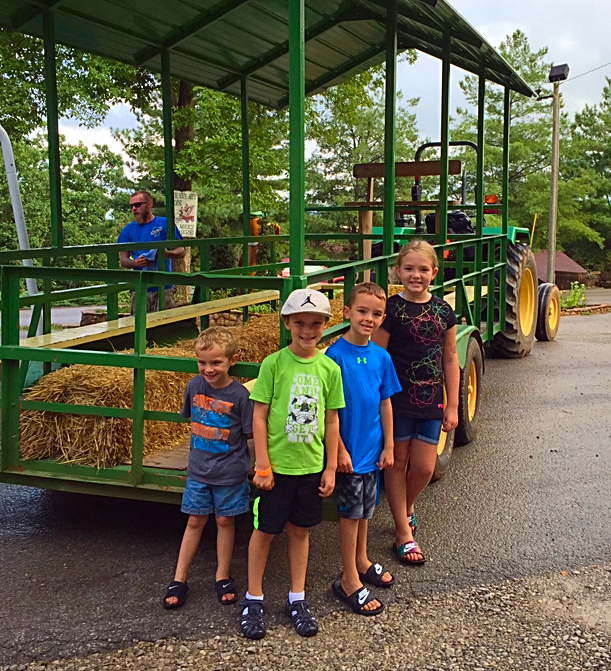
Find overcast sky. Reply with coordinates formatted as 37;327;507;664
60;0;611;155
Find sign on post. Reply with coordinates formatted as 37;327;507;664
174;191;198;238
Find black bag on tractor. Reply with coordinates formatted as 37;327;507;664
426;211;476;281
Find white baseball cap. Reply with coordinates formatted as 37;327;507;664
281;288;332;318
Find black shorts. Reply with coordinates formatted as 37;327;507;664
253;472;323;535
335;471;378;520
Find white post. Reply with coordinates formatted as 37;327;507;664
547;82;560;283
0;124;42;334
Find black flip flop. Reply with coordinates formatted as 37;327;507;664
214;577;238;605
332;579;384;616
358;562;395;588
163;580;189;609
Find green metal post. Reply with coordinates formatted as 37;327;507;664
131;275;147;485
200;242;210;330
501;86;511;331
475;65;486;331
42;278;51;375
288;0;305;279
241;75;251;263
502;88;511;236
107;251;120;321
241;75;251;323
438;33;451;285
476;67;486;235
43;12;63;248
160;49;175;312
1;268;21;470
382;0;398;261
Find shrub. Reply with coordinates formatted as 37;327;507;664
560;281;586;309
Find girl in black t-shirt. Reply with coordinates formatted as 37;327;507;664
373;240;460;566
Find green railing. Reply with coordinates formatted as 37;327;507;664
0;229;506;501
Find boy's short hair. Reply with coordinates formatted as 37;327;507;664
346;282;387;308
194;326;237;358
281;288;332;319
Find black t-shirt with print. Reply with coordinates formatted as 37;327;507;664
381;294;457;420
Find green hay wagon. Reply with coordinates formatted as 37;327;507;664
0;0;560;501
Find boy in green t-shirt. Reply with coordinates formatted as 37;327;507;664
240;289;345;640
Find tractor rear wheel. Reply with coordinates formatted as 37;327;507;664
455;336;483;446
535;282;561;341
490;242;538;358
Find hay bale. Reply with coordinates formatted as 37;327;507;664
20;345;193;469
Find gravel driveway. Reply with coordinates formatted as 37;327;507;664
8;564;611;671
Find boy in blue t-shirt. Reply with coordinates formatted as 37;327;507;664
325;283;401;616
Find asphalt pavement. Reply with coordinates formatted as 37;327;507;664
1;312;610;666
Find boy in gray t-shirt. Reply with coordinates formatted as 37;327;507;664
163;327;253;610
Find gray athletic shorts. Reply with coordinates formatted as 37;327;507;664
335;470;378;520
130;287;175;314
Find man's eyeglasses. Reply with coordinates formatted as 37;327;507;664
130;201;147;208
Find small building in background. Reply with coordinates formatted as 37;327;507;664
533;250;590;290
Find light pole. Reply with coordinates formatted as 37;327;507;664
547;63;569;283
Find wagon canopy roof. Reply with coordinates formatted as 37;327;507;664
1;0;535;107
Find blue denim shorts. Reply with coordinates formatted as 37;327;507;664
393;415;442;445
181;479;250;517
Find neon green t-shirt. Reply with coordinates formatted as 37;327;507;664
250;347;345;475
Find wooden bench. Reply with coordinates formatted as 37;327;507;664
20;289;281;350
443;284;488;311
353;160;462;180
19;278;343;351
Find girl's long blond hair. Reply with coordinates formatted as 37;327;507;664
396;239;439;270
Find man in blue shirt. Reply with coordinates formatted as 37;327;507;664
118;191;185;313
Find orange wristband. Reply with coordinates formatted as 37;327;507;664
255;465;272;477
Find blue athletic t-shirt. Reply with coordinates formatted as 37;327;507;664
326;337;401;474
117;216;183;291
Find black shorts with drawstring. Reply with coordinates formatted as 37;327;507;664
253;471;323;535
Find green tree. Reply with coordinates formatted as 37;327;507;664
0;28;157;138
567;78;611;270
114;86;289;229
306;58;419;205
451;30;554;222
0;135;132;280
304;57;419;258
451;30;599;258
0;26;155;272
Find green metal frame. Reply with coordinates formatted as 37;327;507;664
0;1;528;502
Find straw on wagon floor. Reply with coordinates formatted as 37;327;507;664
20;346;194;469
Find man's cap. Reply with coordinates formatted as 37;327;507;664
281;289;332;318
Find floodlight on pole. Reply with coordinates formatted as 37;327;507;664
547;63;569;283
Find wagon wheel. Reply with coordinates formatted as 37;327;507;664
489;242;538;358
535;282;561;341
431;428;455;482
431;386;455;481
455;336;483;446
